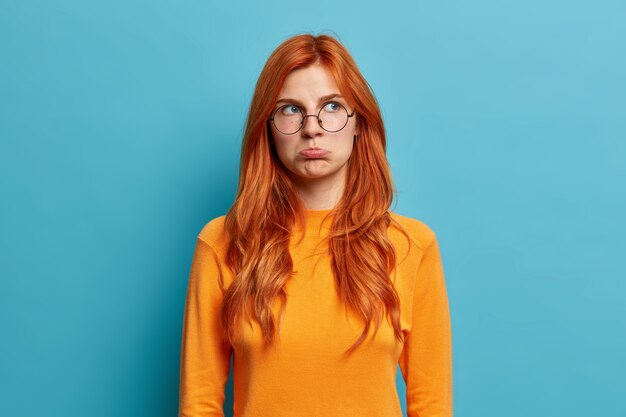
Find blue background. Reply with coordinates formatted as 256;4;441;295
1;1;625;416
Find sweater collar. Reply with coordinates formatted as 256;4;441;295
292;209;334;236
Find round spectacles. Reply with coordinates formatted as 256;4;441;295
268;102;356;135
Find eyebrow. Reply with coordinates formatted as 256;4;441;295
275;93;345;106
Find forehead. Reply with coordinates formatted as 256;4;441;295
278;63;340;99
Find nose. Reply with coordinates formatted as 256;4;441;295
300;114;323;138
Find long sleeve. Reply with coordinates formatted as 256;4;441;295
179;237;233;417
398;234;453;417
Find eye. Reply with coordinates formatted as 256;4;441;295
279;104;301;115
322;101;343;112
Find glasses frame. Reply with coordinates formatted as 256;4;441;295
268;102;356;135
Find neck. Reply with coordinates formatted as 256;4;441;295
290;169;346;210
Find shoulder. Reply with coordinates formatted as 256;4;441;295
195;212;438;252
389;211;437;251
196;215;229;252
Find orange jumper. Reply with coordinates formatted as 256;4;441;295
179;210;453;417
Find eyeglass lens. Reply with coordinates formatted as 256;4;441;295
272;102;350;134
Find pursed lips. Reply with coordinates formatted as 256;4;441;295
298;148;329;159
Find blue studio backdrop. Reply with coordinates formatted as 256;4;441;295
1;1;625;416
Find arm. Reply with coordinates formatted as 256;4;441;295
179;237;232;417
398;234;453;417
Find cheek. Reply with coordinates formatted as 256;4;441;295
272;136;294;162
337;136;356;159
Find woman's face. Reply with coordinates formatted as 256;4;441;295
269;63;359;188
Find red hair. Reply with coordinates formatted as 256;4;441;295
220;33;410;355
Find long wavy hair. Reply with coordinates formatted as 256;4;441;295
221;33;410;355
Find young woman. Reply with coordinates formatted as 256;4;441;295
179;33;453;417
